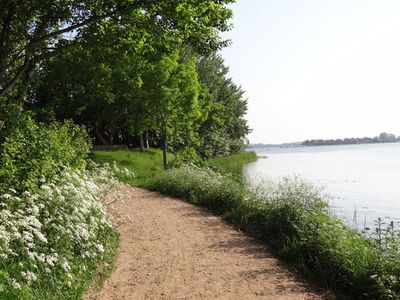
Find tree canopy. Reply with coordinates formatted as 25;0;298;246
0;0;234;99
0;0;250;168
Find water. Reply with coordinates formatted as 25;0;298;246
245;143;400;228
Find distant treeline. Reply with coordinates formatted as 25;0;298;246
303;132;400;146
248;142;302;148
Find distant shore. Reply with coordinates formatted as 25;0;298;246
249;137;400;149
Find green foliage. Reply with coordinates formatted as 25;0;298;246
0;116;90;191
31;48;250;165
139;51;202;167
196;54;250;158
152;166;400;299
208;151;257;174
169;147;204;168
90;149;165;188
0;0;234;100
90;149;256;187
33;42;144;146
0;164;122;299
153;165;247;215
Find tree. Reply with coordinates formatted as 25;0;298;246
26;5;252;166
0;0;234;101
195;54;250;158
33;50;250;163
33;46;203;168
32;40;146;145
378;132;396;142
139;52;201;169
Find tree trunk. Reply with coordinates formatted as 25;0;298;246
139;133;144;152
18;61;36;103
109;132;114;146
145;131;150;149
95;123;108;145
162;126;167;170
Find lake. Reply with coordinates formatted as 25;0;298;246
245;143;400;229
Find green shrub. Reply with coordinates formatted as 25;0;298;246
152;166;400;299
0;116;127;298
0;163;126;299
153;165;247;215
0;117;90;191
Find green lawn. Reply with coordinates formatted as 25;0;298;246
89;149;164;187
90;148;257;187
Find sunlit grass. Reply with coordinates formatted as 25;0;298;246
90;149;257;187
208;151;257;174
89;149;165;188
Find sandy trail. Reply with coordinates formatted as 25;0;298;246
91;187;324;300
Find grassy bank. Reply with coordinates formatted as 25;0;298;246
89;149;164;187
208;151;257;174
151;166;400;299
90;149;257;187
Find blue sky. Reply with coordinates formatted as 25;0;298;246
221;0;400;143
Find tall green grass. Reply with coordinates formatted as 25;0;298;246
90;149;257;187
152;166;400;299
89;149;164;187
208;151;257;174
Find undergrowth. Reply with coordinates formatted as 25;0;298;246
0;116;131;299
0;163;130;299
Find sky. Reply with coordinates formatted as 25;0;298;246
220;0;400;144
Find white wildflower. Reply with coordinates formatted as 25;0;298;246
61;261;71;272
21;271;37;285
11;279;21;289
0;164;123;293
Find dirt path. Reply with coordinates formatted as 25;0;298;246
92;187;324;300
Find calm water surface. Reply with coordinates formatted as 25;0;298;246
245;143;400;228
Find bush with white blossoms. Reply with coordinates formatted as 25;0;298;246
0;162;132;299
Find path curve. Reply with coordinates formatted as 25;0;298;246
92;187;324;300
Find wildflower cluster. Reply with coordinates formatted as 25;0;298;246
153;164;247;214
0;162;131;299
